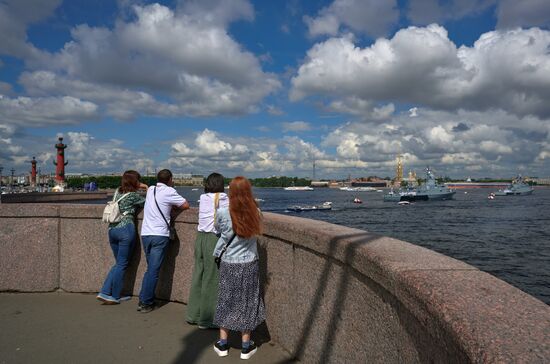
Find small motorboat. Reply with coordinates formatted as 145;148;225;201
353;198;362;204
398;201;410;205
287;201;332;212
284;186;314;191
488;193;495;200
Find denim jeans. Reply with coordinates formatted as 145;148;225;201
139;235;170;305
100;223;136;300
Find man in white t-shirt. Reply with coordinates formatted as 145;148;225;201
138;169;189;313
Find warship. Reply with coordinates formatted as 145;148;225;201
384;167;456;202
494;175;534;196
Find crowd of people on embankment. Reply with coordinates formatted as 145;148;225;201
97;169;265;360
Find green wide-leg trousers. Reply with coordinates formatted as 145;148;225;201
186;231;220;327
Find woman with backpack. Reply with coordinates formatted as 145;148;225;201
97;170;147;305
212;176;265;360
186;172;229;328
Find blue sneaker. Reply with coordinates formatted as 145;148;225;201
96;293;120;305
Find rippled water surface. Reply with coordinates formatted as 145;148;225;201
177;186;550;305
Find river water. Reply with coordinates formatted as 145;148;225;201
176;186;550;305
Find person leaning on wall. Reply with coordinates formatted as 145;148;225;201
97;170;147;305
212;176;265;360
186;172;229;329
138;169;189;313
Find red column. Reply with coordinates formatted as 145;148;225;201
30;157;37;186
53;137;68;184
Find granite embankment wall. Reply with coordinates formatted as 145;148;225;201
0;204;548;363
0;191;108;203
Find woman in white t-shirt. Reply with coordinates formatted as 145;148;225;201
186;172;229;328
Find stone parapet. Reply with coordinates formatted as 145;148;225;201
0;204;60;291
0;191;109;203
0;204;548;363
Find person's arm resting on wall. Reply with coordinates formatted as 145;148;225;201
169;188;189;214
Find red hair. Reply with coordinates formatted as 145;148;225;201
229;176;262;238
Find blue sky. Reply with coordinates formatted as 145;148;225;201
1;0;550;179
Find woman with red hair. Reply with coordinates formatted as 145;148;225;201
212;176;265;360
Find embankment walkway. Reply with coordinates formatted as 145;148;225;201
0;292;292;363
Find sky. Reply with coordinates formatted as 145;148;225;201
1;0;550;179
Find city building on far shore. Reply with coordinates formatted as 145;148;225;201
351;177;391;188
527;177;550;185
172;173;204;186
311;181;330;187
1;175;29;185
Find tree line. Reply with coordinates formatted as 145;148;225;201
67;175;312;189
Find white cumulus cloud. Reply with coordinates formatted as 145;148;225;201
14;2;280;120
0;95;98;126
291;25;550;119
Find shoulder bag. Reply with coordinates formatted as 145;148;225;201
153;186;178;241
215;233;236;269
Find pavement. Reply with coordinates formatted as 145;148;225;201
0;292;294;364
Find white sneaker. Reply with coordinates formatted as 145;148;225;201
214;341;229;357
240;341;257;360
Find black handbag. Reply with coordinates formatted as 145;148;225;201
215;233;236;268
153;186;178;241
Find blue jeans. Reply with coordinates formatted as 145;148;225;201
139;235;170;305
100;224;136;300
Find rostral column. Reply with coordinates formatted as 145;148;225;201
53;137;68;184
30;156;37;186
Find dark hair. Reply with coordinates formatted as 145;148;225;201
157;169;172;185
204;172;225;193
119;170;140;193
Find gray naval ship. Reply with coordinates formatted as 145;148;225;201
384;167;456;202
494;175;534;196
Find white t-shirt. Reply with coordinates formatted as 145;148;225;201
198;192;229;233
141;183;186;237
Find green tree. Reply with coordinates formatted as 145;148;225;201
221;176;312;188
